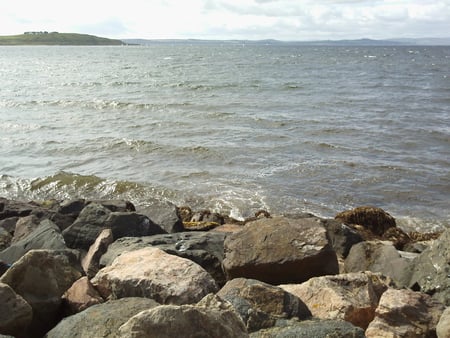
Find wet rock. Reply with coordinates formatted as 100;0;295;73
136;200;184;233
437;307;450;338
190;209;225;224
82;228;114;278
46;297;160;338
320;218;363;258
222;216;339;284
0;249;83;337
217;278;311;332
345;240;414;287
92;247;218;304
0;282;32;337
409;228;450;305
280;271;394;329
90;199;136;212
100;231;227;287
104;211;166;239
0;198;37;220
365;288;445;337
335;206;396;236
62;203;112;251
62;276;104;315
0;219;68;265
183;221;221;231
250;318;366;338
118;294;248;338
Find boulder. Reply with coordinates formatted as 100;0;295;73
118;294;248;338
82;228;114;278
212;223;244;233
11;215;41;243
0;219;68;265
104;212;166;239
0;217;18;235
0;226;11;251
344;240;414;287
335;206;396;236
0;282;32;337
89;199;136;212
437;307;450;338
46;297;159;338
365;288;445;337
92;247;218;304
320;218;363;258
217;278;311;332
0;198;37;220
0;260;9;277
100;231;227;286
280;271;394;329
62;276;104;315
409;228;450;305
136;200;184;233
249;318;366;338
62;203;111;251
0;249;83;337
222;216;339;284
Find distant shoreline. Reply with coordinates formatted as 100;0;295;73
0;32;126;46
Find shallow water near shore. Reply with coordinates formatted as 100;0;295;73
0;44;449;232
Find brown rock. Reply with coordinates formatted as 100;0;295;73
11;215;40;244
62;277;104;315
437;307;450;338
118;294;248;338
222;216;339;284
81;228;114;278
212;223;245;233
366;288;445;337
335;206;396;236
280;271;394;329
0;282;32;337
91;247;218;304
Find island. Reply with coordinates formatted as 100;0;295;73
0;32;125;46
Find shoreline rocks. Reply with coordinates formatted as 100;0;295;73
0;197;448;337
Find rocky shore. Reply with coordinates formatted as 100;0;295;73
0;197;449;338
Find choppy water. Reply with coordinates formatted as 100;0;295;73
0;44;449;231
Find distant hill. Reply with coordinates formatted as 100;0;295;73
0;32;125;46
123;37;450;46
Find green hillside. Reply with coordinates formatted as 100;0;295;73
0;32;125;45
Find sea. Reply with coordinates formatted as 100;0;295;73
0;44;449;232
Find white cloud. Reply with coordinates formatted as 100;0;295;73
0;0;449;40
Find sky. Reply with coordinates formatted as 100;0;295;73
1;0;449;41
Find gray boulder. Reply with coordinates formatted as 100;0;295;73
136;200;184;233
345;240;414;287
62;203;111;250
100;231;227;286
0;282;32;337
409;228;450;305
0;249;83;337
104;212;166;239
0;219;68;265
118;294;248;338
0;226;11;251
320;218;363;258
217;278;311;332
222;216;339;284
46;297;160;338
250;319;365;338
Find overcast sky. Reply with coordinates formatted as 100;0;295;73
1;0;449;40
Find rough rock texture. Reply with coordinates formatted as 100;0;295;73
0;198;38;220
100;231;227;286
136;200;184;233
320;218;363;258
212;223;244;233
409;228;450;305
0;249;83;337
0;217;18;235
365;288;445;338
335;206;396;236
345;240;414;287
62;276;104;315
437;307;450;338
222;216;339;284
10;215;41;243
0;226;12;251
249;319;366;338
92;247;218;304
62;203;112;251
46;297;160;338
0;219;68;265
81;228;114;278
0;282;33;337
217;278;311;332
104;212;166;239
280;272;394;329
118;294;248;338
